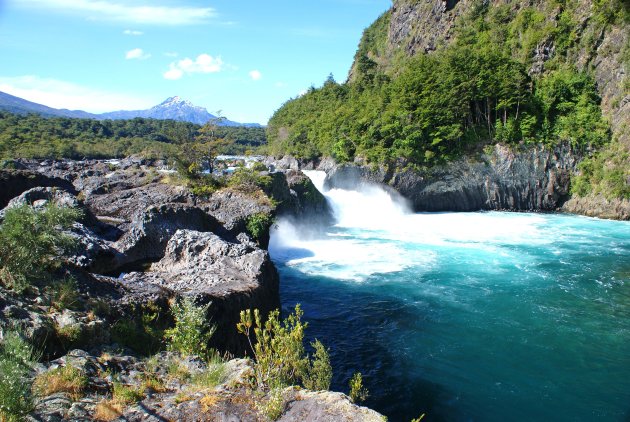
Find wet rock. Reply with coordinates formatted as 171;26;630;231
325;143;579;212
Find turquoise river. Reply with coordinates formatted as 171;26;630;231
269;171;630;422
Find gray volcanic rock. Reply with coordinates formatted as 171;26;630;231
325;143;579;212
123;229;280;355
200;188;275;234
113;203;222;269
279;388;385;422
562;194;630;220
0;170;76;209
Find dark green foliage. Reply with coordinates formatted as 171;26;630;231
0;112;266;160
0;203;81;292
266;1;612;172
246;212;273;245
111;303;165;356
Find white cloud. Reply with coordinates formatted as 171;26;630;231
249;70;262;81
123;29;143;36
0;75;153;113
125;48;150;60
17;0;216;25
163;54;224;80
164;52;179;58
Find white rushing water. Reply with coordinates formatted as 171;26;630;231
270;170;550;281
269;170;630;422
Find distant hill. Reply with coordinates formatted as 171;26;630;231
0;91;96;119
0;91;261;127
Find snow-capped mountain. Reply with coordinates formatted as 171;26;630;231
0;91;261;127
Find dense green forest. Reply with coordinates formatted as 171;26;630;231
0;112;266;161
267;0;629;199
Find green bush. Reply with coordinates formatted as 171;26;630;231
348;372;369;403
164;297;216;359
111;304;164;356
246;213;273;245
0;331;38;421
237;305;333;392
0;203;81;292
303;340;332;391
228;167;272;193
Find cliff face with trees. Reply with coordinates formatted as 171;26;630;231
267;0;629;218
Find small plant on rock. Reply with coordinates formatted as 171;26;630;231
349;372;369;403
237;305;333;393
164;296;216;359
303;339;332;391
0;203;81;292
0;331;38;421
33;364;88;401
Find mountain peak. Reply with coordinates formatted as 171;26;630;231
159;96;194;107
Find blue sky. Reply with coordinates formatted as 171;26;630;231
0;0;390;124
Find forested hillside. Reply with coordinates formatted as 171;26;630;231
267;0;629;200
0;112;266;161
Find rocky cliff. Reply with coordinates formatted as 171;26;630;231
344;0;630;219
1;159;379;421
0;158;329;356
324;143;580;212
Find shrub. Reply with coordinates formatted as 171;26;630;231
33;365;88;401
164;297;216;359
246;213;273;245
0;203;81;292
0;331;38;421
303;340;332;391
111;304;164;356
349;372;369;403
228;167;272;193
47;276;80;311
237;306;307;389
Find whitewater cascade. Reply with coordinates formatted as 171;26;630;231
269;170;547;281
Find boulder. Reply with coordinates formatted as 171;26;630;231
123;229;280;355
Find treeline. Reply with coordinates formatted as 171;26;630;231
266;1;628;198
0;112;266;160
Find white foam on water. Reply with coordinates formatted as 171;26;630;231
270;170;566;282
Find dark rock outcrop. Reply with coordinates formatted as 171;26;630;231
123;229;280;355
324;143;579;212
0;170;76;209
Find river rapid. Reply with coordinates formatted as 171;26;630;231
269;171;630;422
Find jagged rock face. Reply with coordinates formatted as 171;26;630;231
325;144;579;212
562;194;630;220
0;170;76;209
113;203;223;270
124;229;280;355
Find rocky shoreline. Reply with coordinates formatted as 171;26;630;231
269;143;629;221
0;157;381;421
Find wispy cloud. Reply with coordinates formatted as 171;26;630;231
249;70;262;81
275;82;288;88
123;29;143;36
163;54;224;80
0;75;153;113
125;48;151;60
17;0;216;25
164;52;179;58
